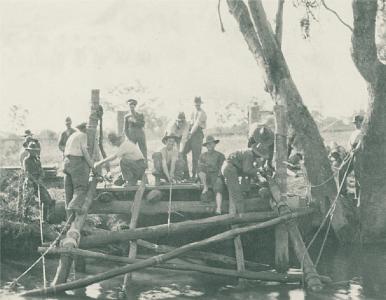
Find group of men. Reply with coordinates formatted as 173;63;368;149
18;95;365;219
51;96;274;216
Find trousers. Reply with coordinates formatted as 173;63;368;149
63;156;90;212
182;128;204;178
120;158;146;185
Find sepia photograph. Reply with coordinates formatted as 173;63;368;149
1;0;386;299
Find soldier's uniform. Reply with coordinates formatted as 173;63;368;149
198;149;225;194
223;144;270;213
123;99;147;162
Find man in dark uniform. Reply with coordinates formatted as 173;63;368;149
223;143;271;213
123;99;147;165
248;122;274;168
58;117;76;153
198;135;225;214
22;141;55;221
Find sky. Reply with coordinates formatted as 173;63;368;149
0;0;369;134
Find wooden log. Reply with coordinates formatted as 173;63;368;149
136;239;271;271
38;247;323;284
80;208;314;248
23;210;310;296
52;89;100;285
122;176;146;291
268;177;323;291
273;100;289;273
89;197;272;215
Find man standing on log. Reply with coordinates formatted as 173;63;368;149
223;143;271;213
168;112;190;152
63;122;94;214
123;99;147;166
94;132;146;186
198;135;225;215
58;117;76;153
152;134;186;185
19;129;41;165
182;96;207;180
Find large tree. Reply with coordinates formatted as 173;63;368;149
226;0;357;243
351;0;386;243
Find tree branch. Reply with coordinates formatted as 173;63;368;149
321;0;353;32
226;0;274;93
351;0;380;82
275;0;285;47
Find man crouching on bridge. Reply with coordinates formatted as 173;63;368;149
223;143;271;214
94;132;146;186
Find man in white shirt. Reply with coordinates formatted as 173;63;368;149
182;96;207;179
63;122;94;213
94;132;146;186
168;112;190;152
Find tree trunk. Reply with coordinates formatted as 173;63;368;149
227;0;355;243
351;0;386;243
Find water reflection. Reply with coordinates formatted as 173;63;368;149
1;243;385;300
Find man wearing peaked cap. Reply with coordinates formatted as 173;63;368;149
198;135;225;214
182;96;207;179
58;117;76;153
152;134;186;185
123;98;148;165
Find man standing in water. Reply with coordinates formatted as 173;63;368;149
182;96;207;180
58;117;76;153
123;99;147;165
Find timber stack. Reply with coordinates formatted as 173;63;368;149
20;90;329;297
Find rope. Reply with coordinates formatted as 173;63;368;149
9;213;74;290
37;184;47;288
167;182;173;229
300;153;354;287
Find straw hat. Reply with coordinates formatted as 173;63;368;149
203;135;220;147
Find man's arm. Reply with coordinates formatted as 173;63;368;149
161;155;171;182
58;132;66;152
190;111;204;135
218;154;225;175
94;154;117;169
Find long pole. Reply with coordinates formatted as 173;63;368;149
22;210;309;297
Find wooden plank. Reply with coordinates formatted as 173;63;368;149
24;210;311;296
122;176;146;292
96;183;203;192
89;197;272;215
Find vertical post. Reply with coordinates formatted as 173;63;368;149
122;175;146;293
273;99;289;273
53;90;100;285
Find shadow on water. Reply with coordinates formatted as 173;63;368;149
1;241;386;300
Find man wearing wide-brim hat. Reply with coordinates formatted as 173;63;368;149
152;134;186;185
19;129;41;165
63;122;95;214
123;98;148;165
248;118;274;168
198;135;226;214
181;96;207;179
223;143;271;213
21;141;55;221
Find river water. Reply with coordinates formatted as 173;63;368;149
1;239;386;300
